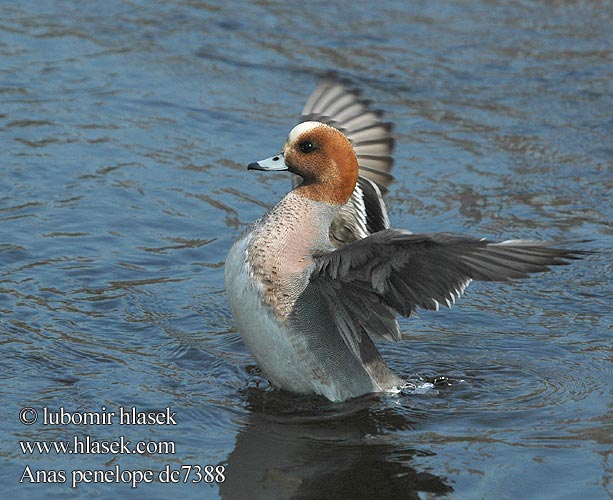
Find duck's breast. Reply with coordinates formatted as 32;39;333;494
225;232;320;395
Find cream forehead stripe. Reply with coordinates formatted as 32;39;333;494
288;121;326;143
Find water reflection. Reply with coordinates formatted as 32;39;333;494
221;388;452;499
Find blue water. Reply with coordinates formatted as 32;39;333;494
1;1;611;498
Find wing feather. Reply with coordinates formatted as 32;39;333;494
308;230;590;357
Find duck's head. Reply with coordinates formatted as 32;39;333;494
248;121;358;205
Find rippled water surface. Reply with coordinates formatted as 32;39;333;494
1;1;611;498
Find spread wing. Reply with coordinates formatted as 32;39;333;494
308;230;589;359
294;78;395;247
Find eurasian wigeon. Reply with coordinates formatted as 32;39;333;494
225;79;587;402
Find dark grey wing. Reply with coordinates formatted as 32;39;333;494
309;230;590;359
294;78;395;247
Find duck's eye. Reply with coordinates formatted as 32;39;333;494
299;141;316;153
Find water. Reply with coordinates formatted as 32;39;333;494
1;0;611;498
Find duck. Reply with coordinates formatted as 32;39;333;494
225;78;587;402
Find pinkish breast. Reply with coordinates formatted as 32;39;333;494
246;191;339;320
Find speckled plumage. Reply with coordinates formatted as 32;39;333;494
244;192;336;320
